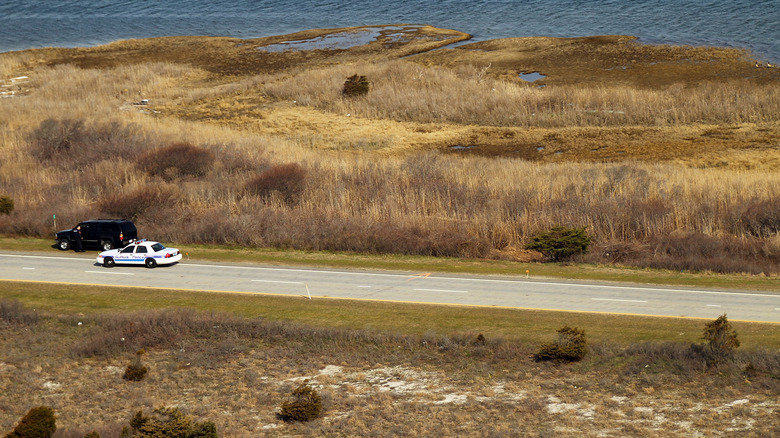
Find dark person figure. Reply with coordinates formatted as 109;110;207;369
73;225;83;252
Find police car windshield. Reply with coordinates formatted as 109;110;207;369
151;243;165;251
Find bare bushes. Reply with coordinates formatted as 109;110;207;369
70;308;261;358
738;198;780;237
0;299;40;325
648;231;780;275
136;142;215;180
97;184;182;221
28;118;153;166
243;163;306;204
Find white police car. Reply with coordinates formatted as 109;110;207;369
96;239;182;268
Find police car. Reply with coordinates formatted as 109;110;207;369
96;239;182;268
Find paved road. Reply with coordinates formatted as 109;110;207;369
1;251;779;323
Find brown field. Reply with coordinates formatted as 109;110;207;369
2;25;780;276
1;289;779;437
1;25;780;437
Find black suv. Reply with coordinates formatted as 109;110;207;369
56;219;137;251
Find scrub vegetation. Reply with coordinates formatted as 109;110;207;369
0;297;778;436
1;25;780;435
2;26;780;275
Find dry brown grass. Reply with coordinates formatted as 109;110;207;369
1;303;778;437
2;25;780;273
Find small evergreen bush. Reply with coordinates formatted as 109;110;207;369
128;407;217;438
534;326;588;363
123;349;149;381
279;381;323;422
342;74;369;97
4;406;56;438
525;226;592;262
701;313;739;364
0;195;13;215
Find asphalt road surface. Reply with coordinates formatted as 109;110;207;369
1;251;779;323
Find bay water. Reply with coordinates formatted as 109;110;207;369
1;0;778;62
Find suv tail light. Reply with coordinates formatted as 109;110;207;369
119;232;124;241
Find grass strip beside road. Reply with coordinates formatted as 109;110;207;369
2;279;779;350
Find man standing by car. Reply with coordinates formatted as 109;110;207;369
73;225;83;252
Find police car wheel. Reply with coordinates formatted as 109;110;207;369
145;258;157;268
103;257;115;268
58;238;70;251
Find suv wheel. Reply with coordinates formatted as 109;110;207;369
145;258;157;268
58;238;71;251
101;240;115;251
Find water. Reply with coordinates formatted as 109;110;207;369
1;0;778;62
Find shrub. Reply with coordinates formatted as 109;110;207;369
534;326;588;363
28;118;87;161
98;184;181;221
244;163;306;204
28;118;151;166
279;381;323;422
701;314;740;363
525;226;592;262
0;299;39;325
5;406;56;438
127;407;217;438
0;195;13;215
739;198;780;237
123;349;149;381
84;432;100;438
136;142;215;180
342;74;369;97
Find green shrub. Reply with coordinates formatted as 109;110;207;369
701;314;739;363
123;349;149;381
4;406;56;438
525;226;592;262
279;381;323;422
534;326;588;363
342;74;369;97
0;195;13;215
128;407;217;438
84;432;101;438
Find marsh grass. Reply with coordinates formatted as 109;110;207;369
2;28;780;276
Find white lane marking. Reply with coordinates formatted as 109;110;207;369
85;270;134;276
23;267;35;270
592;298;648;303
178;262;780;299
3;254;779;299
706;304;721;307
251;280;304;285
414;288;468;294
358;285;372;288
